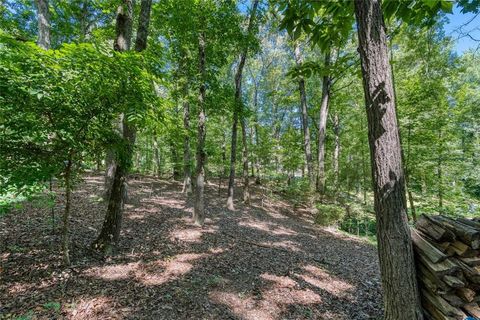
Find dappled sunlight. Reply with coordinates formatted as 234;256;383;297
85;253;210;286
170;225;219;243
138;253;208;286
210;273;322;320
70;296;124;320
86;262;140;281
295;265;354;298
144;196;185;209
258;240;302;252
238;219;298;236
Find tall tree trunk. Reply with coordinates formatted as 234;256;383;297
332;113;340;192
218;129;227;195
360;107;368;204
405;126;417;222
353;1;423;319
240;118;250;203
153;136;161;177
226;0;259;210
437;129;443;209
193;30;207;226
35;0;50;49
104;0;134;198
293;44;314;186
316;50;331;194
62;153;73;265
134;0;152;52
94;0;152;254
252;86;261;185
182;97;192;193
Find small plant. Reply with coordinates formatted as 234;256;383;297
314;203;345;226
43;301;61;312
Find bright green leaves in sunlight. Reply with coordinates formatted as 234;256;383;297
0;34;158;191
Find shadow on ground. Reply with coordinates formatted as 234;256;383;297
0;174;382;319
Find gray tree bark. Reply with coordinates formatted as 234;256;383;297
35;0;50;49
332;113;340;191
354;0;423;319
182;95;192;194
95;0;151;254
293;44;314;187
316;51;331;194
193;29;207;226
226;0;259;209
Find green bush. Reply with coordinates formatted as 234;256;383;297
314;203;345;226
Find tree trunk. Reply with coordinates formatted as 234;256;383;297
182;98;192;193
35;0;50;49
226;108;239;210
437;130;443;209
134;0;152;52
316;50;331;194
193;30;207;226
170;141;181;180
104;0;134;198
332;113;340;192
95;0;151;254
153;136;161;177
293;44;314;186
62;153;73;265
405;126;417;222
353;0;423;319
226;0;259;210
241;118;250;203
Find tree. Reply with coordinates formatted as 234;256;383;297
292;42;314;188
226;0;260;209
34;0;50;49
353;0;422;318
94;0;152;254
316;49;331;194
193;26;207;226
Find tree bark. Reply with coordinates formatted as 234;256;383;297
193;30;207;226
226;0;259;209
134;0;152;52
293;44;314;187
240;117;250;203
35;0;50;49
316;50;331;194
62;153;73;265
182;97;192;193
153;136;161;177
437;129;443;209
332;113;340;192
95;0;151;254
353;0;423;319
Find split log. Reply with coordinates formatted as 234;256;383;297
430;215;480;249
417;215;455;242
463;302;480;318
453;258;480;284
417;252;460;278
456;287;476;303
443;275;465;289
461;257;480;267
422;288;467;319
412;228;448;263
442;293;465;307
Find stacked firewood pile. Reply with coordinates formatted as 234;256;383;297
412;214;480;319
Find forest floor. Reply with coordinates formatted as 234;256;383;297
0;173;383;320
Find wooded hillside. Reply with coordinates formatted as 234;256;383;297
1;0;479;319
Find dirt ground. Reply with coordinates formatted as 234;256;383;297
0;174;383;319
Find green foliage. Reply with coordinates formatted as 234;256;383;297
314;202;345;226
0;34;157;192
43;301;61;312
